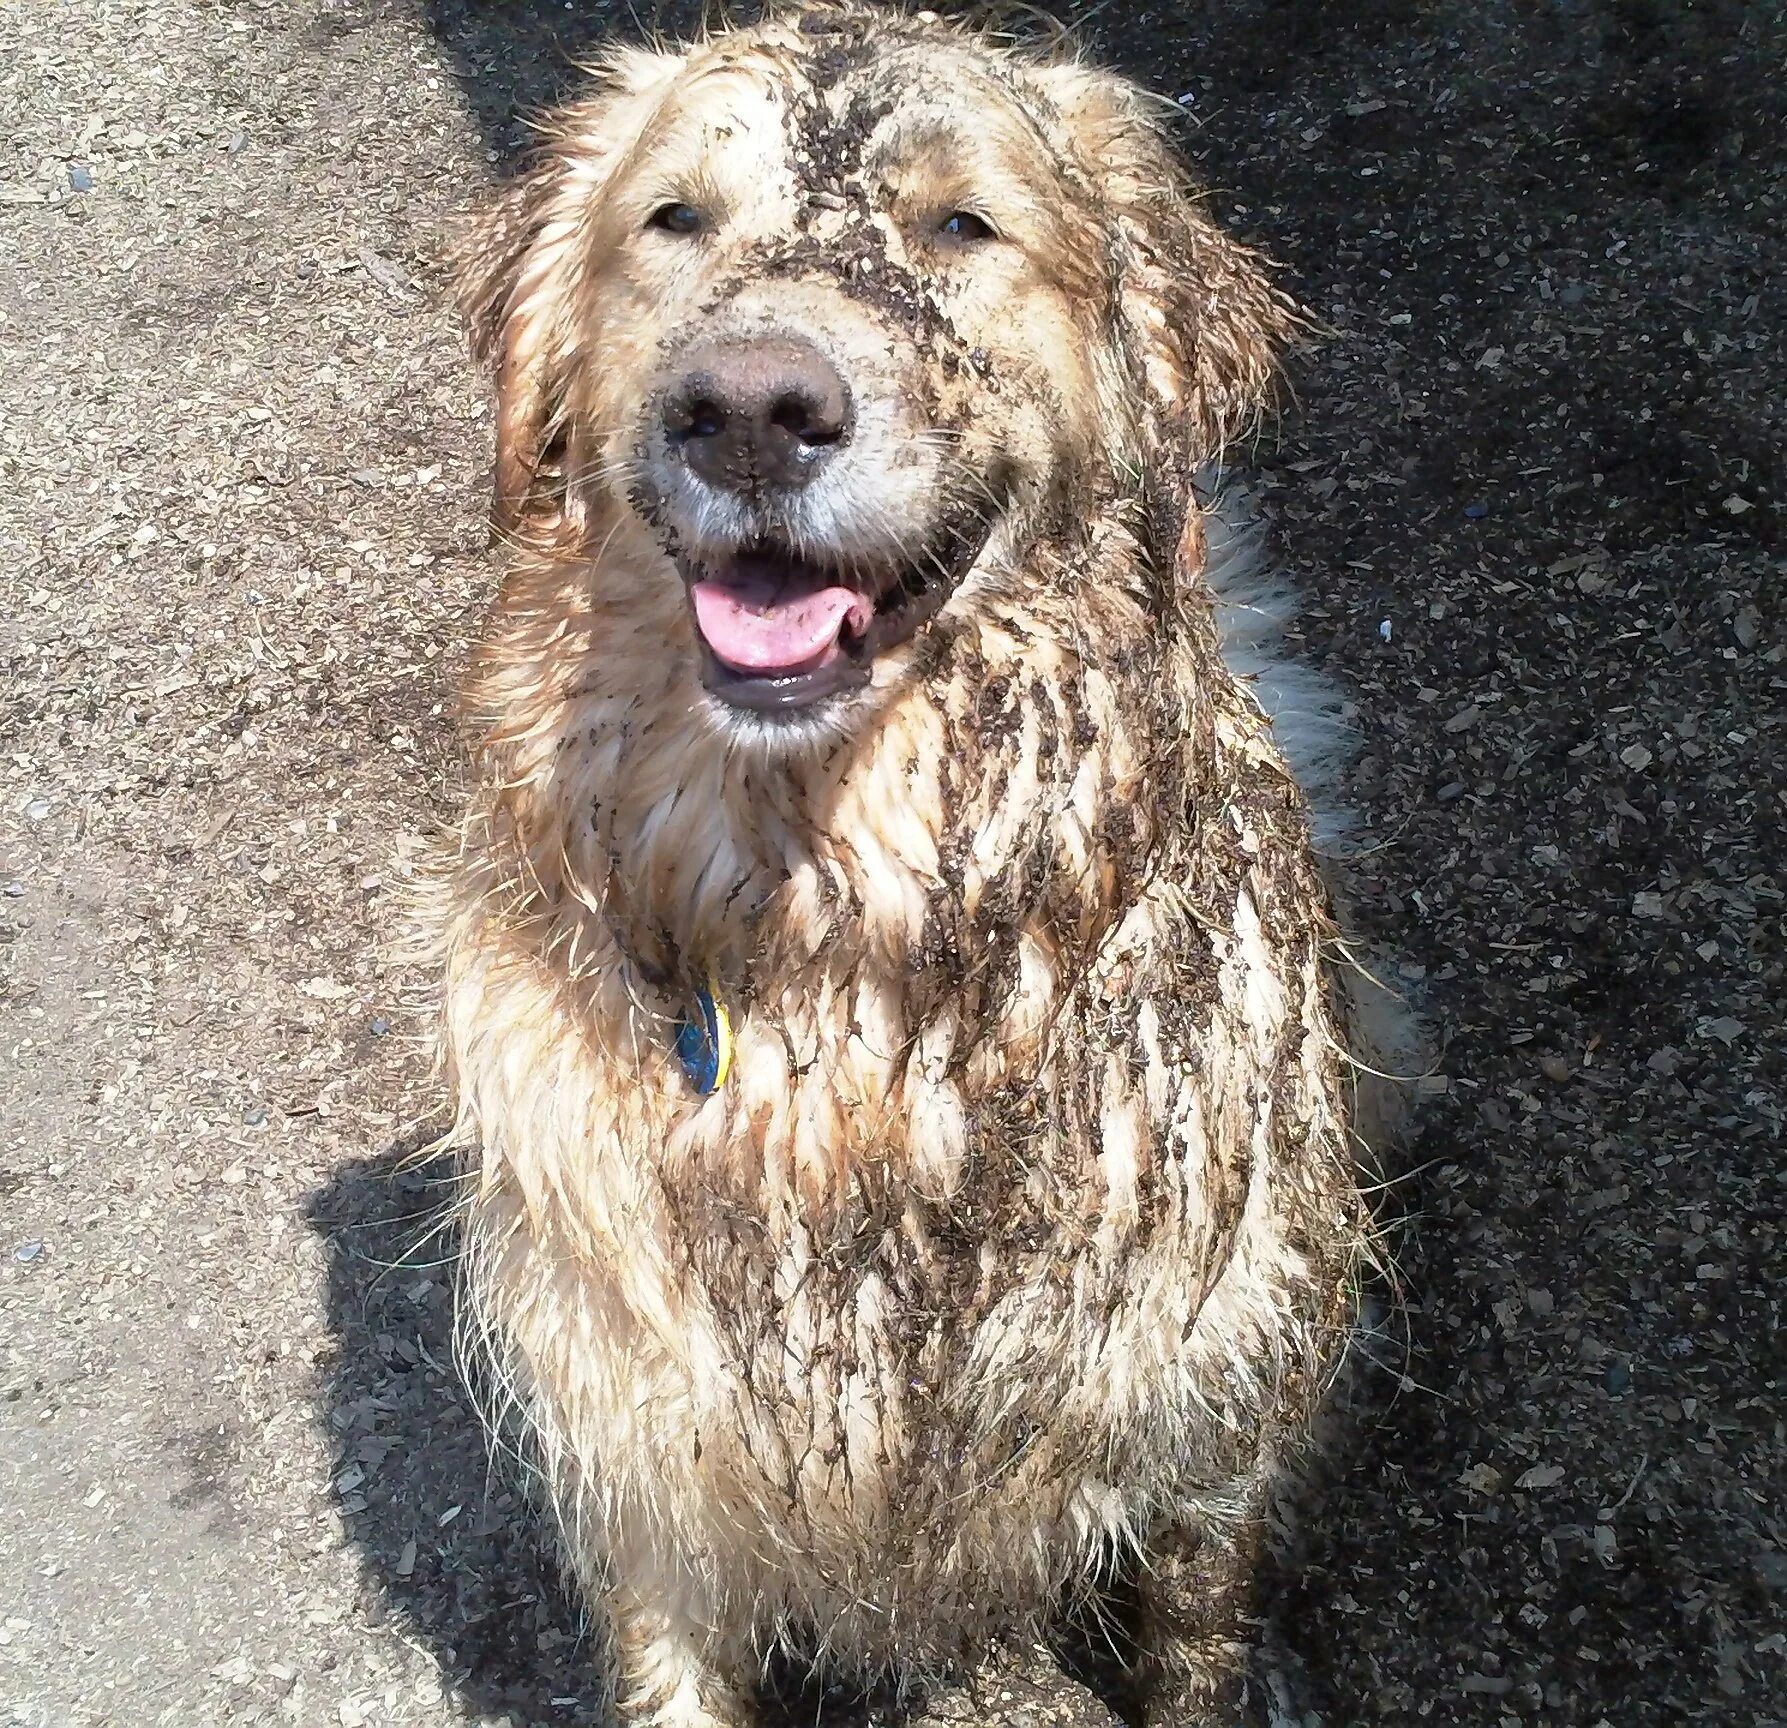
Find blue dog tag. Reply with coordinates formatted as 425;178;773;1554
673;981;732;1095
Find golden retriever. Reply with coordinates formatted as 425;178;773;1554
425;4;1402;1722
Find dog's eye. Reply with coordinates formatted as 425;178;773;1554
647;202;705;236
937;210;996;243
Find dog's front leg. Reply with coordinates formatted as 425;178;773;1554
1132;1512;1261;1728
608;1563;759;1728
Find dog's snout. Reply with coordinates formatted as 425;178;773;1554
662;338;852;493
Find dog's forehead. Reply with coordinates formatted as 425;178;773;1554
665;25;1052;184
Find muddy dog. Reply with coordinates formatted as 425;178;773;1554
426;5;1402;1723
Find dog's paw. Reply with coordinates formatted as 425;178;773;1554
902;1644;1122;1728
620;1658;758;1728
632;1695;756;1728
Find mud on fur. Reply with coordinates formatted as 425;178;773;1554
420;4;1413;1723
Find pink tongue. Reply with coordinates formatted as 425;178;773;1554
692;579;872;674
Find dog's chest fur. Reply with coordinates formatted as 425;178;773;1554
434;518;1361;1640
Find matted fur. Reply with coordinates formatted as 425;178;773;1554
423;6;1399;1723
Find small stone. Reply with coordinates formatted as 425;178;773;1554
13;1239;43;1265
369;1016;392;1037
242;1105;268;1127
23;800;51;822
1460;1673;1514;1695
1463;501;1489;519
1604;1360;1630;1393
1540;1055;1570;1082
68;165;94;193
2;882;23;898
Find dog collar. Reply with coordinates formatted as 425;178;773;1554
672;975;733;1095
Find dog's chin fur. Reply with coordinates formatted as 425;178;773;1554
427;8;1412;1725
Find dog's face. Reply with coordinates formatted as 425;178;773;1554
461;5;1293;745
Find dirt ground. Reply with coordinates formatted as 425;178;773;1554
1;1;1781;1724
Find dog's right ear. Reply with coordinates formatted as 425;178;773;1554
452;47;684;542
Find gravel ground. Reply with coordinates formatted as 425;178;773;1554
1;2;1781;1726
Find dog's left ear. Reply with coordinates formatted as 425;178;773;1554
452;47;684;540
1027;60;1303;475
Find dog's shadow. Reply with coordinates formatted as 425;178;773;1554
308;1144;613;1727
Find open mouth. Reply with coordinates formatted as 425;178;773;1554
684;529;985;713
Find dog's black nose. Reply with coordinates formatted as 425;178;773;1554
662;338;852;494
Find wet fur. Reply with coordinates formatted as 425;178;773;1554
425;6;1403;1723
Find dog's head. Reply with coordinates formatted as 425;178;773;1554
458;3;1296;743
